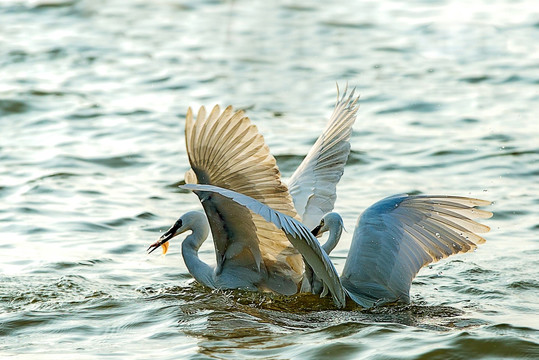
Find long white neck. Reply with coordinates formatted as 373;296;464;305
302;217;344;295
322;220;343;255
180;213;215;288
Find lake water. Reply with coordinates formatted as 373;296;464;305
1;0;538;359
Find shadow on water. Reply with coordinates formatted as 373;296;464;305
140;282;482;344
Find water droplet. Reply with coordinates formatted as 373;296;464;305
435;232;440;238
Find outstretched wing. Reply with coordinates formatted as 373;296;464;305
288;85;360;229
181;183;347;308
341;194;492;308
184;106;304;288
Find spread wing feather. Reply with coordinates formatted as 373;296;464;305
341;194;492;308
288;85;360;229
181;184;347;308
184;106;304;289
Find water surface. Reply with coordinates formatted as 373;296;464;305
1;0;538;358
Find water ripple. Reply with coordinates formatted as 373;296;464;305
0;99;29;114
2;0;538;358
376;101;441;114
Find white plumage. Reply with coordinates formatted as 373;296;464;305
148;86;359;300
148;85;491;309
177;184;492;308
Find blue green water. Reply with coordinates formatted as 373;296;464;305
1;0;538;359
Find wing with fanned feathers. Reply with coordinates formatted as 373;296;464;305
288;85;360;229
341;194;492;308
184;106;304;289
181;183;347;308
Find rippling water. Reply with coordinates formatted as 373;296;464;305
1;0;538;358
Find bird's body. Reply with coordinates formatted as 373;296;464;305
313;195;491;307
148;85;492;309
148;86;359;300
176;184;491;309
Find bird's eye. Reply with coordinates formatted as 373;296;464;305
320;220;324;226
175;219;182;228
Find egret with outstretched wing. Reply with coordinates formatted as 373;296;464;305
148;86;359;298
311;195;492;307
174;184;491;309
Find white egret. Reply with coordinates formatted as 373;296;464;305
148;87;359;303
177;184;492;309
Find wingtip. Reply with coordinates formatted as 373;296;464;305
196;106;207;122
469;197;492;207
476;234;488;244
185;107;194;126
482;210;494;219
335;82;360;111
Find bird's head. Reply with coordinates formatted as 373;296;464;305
147;211;208;255
147;217;187;255
311;212;344;237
